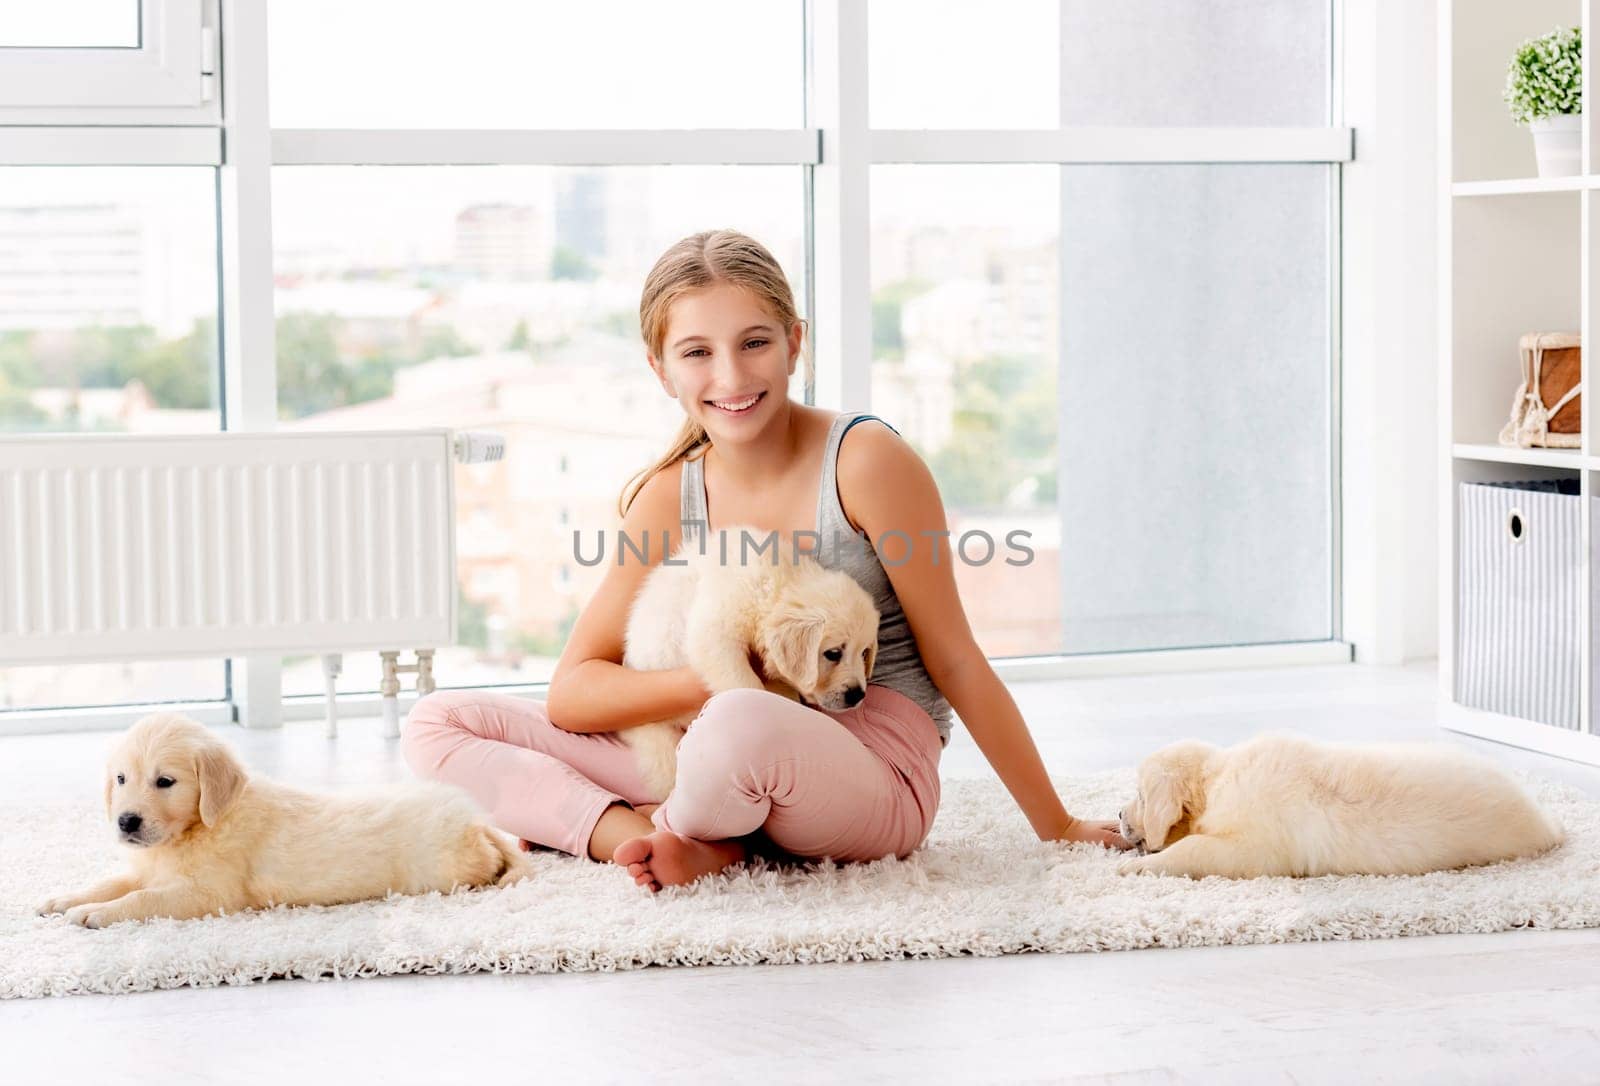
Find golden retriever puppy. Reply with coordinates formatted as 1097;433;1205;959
1116;732;1564;879
38;712;530;927
620;524;881;801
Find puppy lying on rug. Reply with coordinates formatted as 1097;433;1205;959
1116;732;1564;879
37;713;530;927
621;523;881;802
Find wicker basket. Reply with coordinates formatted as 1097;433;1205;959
1499;331;1581;449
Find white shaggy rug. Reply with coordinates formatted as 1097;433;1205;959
5;768;1599;1000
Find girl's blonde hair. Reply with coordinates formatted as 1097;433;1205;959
617;229;812;518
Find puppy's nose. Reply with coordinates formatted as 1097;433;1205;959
118;813;142;834
844;686;865;707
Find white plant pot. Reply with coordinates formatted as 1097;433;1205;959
1529;114;1582;178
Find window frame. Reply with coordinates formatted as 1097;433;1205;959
0;0;215;120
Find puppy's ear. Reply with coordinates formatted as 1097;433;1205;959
1140;771;1185;852
864;641;878;681
195;741;247;827
760;600;827;693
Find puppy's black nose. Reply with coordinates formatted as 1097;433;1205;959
118;813;142;834
844;686;865;707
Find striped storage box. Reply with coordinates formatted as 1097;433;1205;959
1456;480;1582;729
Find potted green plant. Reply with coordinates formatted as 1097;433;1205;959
1504;25;1582;177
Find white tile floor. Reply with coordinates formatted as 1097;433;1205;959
6;660;1600;1085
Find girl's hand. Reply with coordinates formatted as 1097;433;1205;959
1052;817;1134;850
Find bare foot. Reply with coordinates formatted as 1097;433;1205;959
612;830;746;893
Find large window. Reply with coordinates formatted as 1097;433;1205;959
0;2;1347;726
0;168;219;434
868;1;1060;128
1058;164;1333;651
0;2;141;48
0;166;223;712
867;0;1337;657
0;0;211;112
269;165;805;695
1058;0;1330;126
267;1;804;129
871;166;1062;656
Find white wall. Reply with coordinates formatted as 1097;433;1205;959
1341;0;1441;664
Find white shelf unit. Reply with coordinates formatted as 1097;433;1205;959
1440;0;1600;765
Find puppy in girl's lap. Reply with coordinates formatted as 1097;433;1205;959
620;524;881;802
1116;732;1564;879
38;713;529;927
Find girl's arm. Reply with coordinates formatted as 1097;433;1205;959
545;466;714;734
837;423;1128;848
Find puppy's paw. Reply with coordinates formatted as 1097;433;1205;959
1117;856;1155;877
496;865;535;889
66;902;129;927
63;904;98;927
36;896;69;916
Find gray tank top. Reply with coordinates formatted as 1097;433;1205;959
679;411;952;746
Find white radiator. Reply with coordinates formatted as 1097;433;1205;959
0;428;501;734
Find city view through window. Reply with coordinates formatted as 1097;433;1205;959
0;164;1080;708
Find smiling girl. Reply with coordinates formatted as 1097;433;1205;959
402;229;1130;892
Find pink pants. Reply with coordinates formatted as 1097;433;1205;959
400;684;943;864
